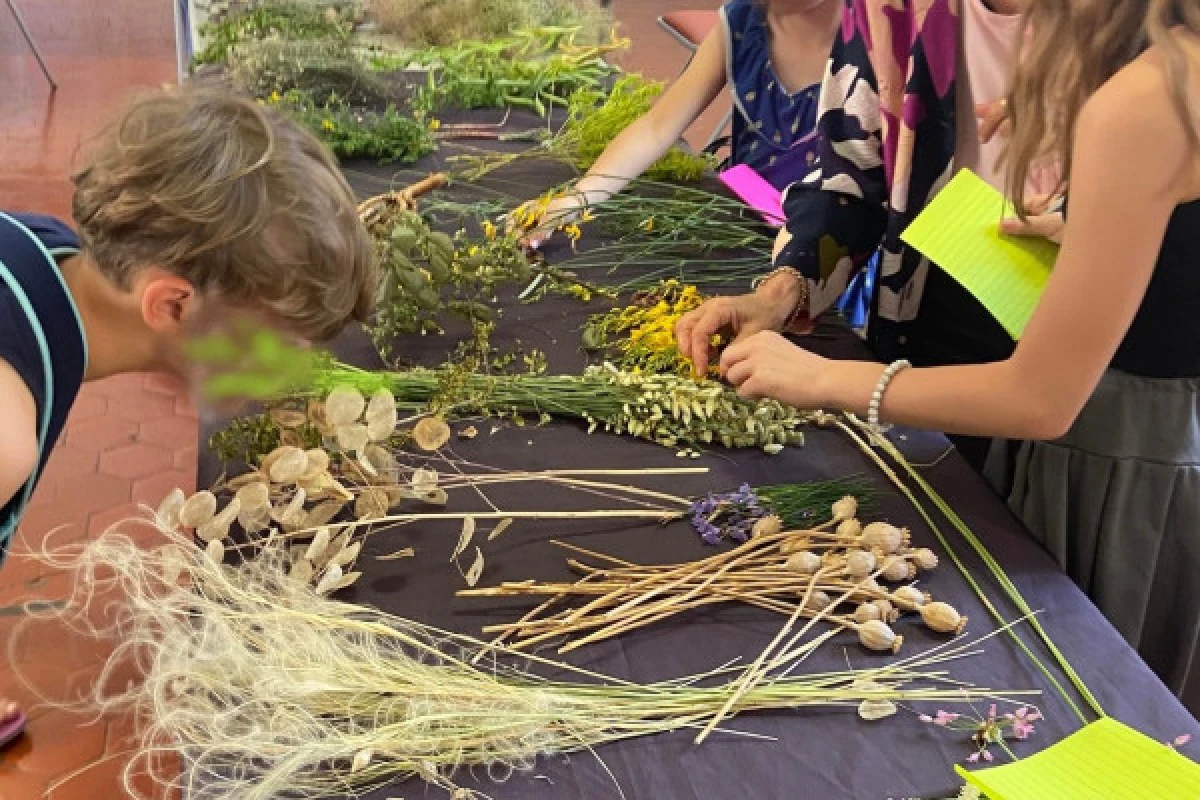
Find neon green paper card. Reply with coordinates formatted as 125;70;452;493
900;169;1059;339
958;717;1200;800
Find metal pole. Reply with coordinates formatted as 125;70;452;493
5;0;56;90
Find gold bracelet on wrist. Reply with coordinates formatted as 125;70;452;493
754;266;810;327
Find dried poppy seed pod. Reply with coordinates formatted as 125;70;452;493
779;536;811;555
836;518;862;538
858;619;902;653
861;522;908;554
831;495;858;522
919;602;967;634
871;598;897;622
804;590;832;612
752;515;782;538
892;585;929;612
844;549;876;580
880;555;916;583
911;547;939;571
853;603;882;624
785;551;822;575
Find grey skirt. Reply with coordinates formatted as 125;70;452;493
986;368;1200;714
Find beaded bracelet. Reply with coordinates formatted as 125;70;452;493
868;359;911;433
753;266;811;331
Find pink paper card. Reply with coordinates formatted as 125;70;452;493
719;164;786;227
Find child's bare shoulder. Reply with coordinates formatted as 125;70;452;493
0;359;39;506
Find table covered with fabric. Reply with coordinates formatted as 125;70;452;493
196;111;1197;800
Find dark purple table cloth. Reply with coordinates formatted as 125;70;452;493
196;109;1197;800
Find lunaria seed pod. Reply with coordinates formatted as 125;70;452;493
881;555;915;583
354;488;390;521
413;416;452;451
325;386;366;427
785;551;822;575
919;601;967;634
155;488;186;531
844;549;876;580
836;518;862;538
858;619;902;653
861;522;908;554
892;585;929;611
365;388;398;442
911;547;939;571
804;590;832;612
752;515;782;538
267;446;309;484
237;505;271;535
234;482;270;513
301;449;330;481
853;603;882;624
336;424;370;455
180;490;217;529
831;495;857;522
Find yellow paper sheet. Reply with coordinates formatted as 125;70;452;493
958;717;1200;800
900;169;1059;339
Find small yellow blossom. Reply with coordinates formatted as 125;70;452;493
321;119;336;132
482;220;497;240
563;223;583;242
639;217;655;232
429;118;442;130
268;90;282;104
468;246;481;257
580;208;597;223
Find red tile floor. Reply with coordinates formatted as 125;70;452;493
0;1;721;797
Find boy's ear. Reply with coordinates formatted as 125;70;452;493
139;273;198;334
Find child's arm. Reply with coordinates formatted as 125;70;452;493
529;28;730;237
0;360;39;512
720;50;1193;440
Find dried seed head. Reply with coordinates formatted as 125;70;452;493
836;518;862;538
911;547;939;571
861;522;908;554
289;557;315;585
198;497;241;542
844;549;876;580
363;444;397;480
314;563;344;595
919;601;967;634
301;449;330;481
881;555;915;583
413;417;452;451
871;598;895;620
365;388;398;442
892;585;929;611
303;499;346;529
779;536;811;555
804;590;832;612
325;386;366;427
832;495;858;522
155;488;186;531
336;423;370;455
853;603;882;624
234;482;270;513
305;528;332;562
785;551;822;575
332;541;362;568
752;515;782;538
410;468;439;494
224;471;268;491
159;544;185;585
858;619;902;653
267;446;309;484
354;488;390;521
237;505;272;535
204;538;225;564
272;489;308;530
180;490;217;529
350;748;373;774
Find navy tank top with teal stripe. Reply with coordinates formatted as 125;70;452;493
0;212;87;561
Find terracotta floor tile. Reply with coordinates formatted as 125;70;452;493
131;470;195;508
43;473;131;519
104;391;179;424
86;503;153;538
13;502;90;546
35;444;101;490
62;417;138;453
172;446;199;472
98;443;173;480
0;712;107;780
64;391;107;423
136;417;198;452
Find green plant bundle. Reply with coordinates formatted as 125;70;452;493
395;28;622;116
370;210;534;359
370;0;613;48
754;476;880;528
556;75;714;180
43;530;1036;799
229;37;390;105
195;1;355;66
310;361;814;451
267;90;435;163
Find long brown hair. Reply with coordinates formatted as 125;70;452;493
1005;0;1200;218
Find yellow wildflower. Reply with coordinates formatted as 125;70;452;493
321;119;336;132
429;118;442;130
639;217;655;233
580;208;597;223
563;223;583;242
269;90;281;104
482;220;497;240
468;246;481;257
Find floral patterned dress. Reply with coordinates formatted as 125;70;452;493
774;0;1012;369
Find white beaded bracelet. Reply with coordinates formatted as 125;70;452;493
868;359;911;432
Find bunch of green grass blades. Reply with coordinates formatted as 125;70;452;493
30;524;1038;800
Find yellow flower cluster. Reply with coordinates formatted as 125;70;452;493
587;281;719;377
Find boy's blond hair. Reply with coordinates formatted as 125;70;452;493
71;87;378;341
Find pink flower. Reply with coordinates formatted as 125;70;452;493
1171;734;1192;749
919;714;934;723
988;704;998;720
933;710;961;726
1015;706;1041;722
1013;719;1036;740
967;752;980;763
982;750;994;762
